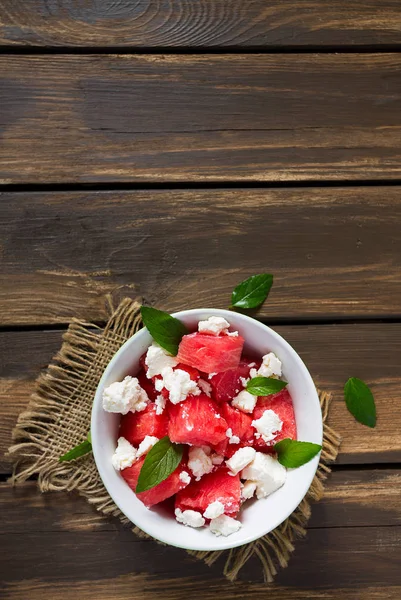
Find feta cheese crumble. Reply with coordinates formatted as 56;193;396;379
179;471;191;485
226;427;240;445
226;447;256;476
203;500;225;520
231;390;257;414
175;508;205;528
155;394;166;415
188;446;213;480
103;376;149;414
112;437;137;471
145;342;178;378
241;452;286;499
136;435;159;458
250;352;282;380
198;316;231;335
155;367;200;404
198;378;212;397
252;409;283;443
211;453;224;466
209;514;242;537
241;481;257;501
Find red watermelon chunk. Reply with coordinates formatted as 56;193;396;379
210;359;252;403
220;402;254;443
175;467;241;517
252;389;297;450
119;403;168;447
168;394;228;446
175;363;200;381
177;332;244;374
137;369;158;402
121;456;189;507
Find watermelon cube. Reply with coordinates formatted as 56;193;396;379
168;394;228;446
121;456;189;507
175;467;241;517
210;360;252;403
252;389;297;450
177;332;244;374
119;403;168;447
137;369;158;401
220;402;254;443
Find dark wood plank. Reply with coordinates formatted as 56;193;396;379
0;479;400;596
0;55;400;183
1;323;400;472
2;469;400;534
0;0;400;48
1;187;401;326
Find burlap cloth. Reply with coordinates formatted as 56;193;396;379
8;297;341;583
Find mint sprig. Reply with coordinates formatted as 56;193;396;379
344;377;376;428
136;436;184;493
274;438;322;468
246;376;287;396
140;306;188;356
59;431;92;462
231;274;273;309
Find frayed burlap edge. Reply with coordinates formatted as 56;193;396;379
7;296;341;583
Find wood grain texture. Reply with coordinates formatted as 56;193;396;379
0;477;400;596
0;55;400;183
1;323;400;471
2;469;400;534
0;0;401;48
1;187;401;325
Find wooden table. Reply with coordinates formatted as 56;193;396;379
1;2;401;599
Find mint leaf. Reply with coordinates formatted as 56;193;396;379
135;436;184;493
231;274;273;309
140;306;188;356
274;438;321;468
59;432;92;462
344;377;376;428
246;376;287;396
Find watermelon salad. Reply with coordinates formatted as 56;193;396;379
102;315;297;537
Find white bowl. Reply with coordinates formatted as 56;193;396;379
91;308;322;551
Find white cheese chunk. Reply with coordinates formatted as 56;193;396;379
198;316;230;335
211;453;224;466
241;452;286;499
231;389;257;414
203;500;225;520
252;409;283;443
155;394;166;415
226;447;256;476
258;352;282;378
102;376;149;414
154;367;201;405
112;437;137;471
241;481;257;501
179;471;191;485
145;342;178;378
198;378;212;397
209;515;242;537
188;446;214;480
225;428;240;445
175;508;205;528
136;435;159;458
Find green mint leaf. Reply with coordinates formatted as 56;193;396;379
344;377;376;428
231;274;274;309
246;376;287;396
59;433;92;462
140;306;188;356
135;436;184;493
274;438;322;468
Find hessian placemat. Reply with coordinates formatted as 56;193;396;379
8;297;341;583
